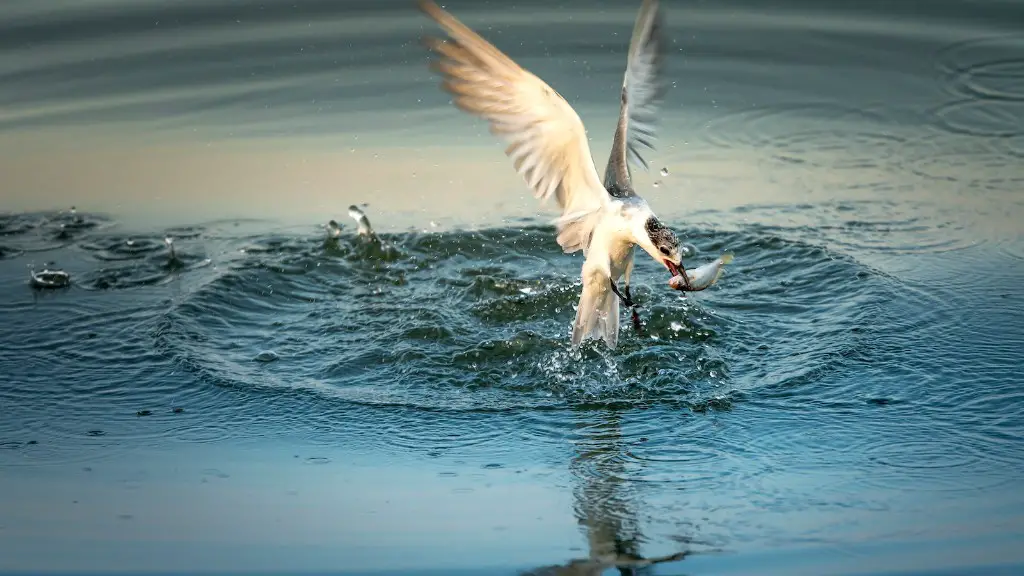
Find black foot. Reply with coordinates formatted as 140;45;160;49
609;280;635;309
610;280;644;336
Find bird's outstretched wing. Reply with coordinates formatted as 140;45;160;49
604;0;666;195
418;0;610;254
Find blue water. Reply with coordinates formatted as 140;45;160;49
1;0;1023;574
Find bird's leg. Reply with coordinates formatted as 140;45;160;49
610;280;643;336
623;284;643;332
621;253;643;334
620;254;637;308
609;280;633;308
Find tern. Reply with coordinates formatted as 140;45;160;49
418;0;689;349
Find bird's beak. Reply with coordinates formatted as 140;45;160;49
664;259;681;276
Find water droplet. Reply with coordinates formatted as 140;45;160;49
660;167;669;176
653;181;661;187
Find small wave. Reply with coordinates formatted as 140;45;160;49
0;244;23;259
1007;134;1024;158
0;209;111;253
78;235;168;261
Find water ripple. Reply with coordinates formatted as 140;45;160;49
854;423;1018;494
133;212;934;425
0;209;111;253
930;99;1024;138
698;102;908;173
1;1;1024;568
935;34;1024;102
930;34;1024;140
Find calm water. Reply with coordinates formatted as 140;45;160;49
1;0;1023;574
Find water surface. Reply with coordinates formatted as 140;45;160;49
1;0;1022;574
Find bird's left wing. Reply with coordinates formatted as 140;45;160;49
418;0;610;254
604;0;666;193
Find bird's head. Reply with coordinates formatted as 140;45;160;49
638;216;683;276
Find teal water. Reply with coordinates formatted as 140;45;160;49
1;0;1023;574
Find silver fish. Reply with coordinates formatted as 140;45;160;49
164;236;177;259
347;205;378;241
669;253;733;291
325;219;343;239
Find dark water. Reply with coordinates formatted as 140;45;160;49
1;0;1023;574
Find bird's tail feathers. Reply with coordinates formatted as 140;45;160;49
571;279;620;348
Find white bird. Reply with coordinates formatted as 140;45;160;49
418;0;690;349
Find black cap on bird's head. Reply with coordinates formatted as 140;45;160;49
642;216;684;276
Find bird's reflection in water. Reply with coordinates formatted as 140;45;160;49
522;410;691;576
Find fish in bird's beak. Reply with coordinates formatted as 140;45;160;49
665;258;693;290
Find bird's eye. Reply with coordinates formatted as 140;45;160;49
659;247;671;256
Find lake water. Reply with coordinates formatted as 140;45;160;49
1;0;1022;574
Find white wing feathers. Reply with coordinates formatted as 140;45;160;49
622;0;665;171
605;0;665;190
418;0;609;254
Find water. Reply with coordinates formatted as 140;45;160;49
1;0;1023;574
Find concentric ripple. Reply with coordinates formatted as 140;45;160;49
931;35;1024;139
850;418;1019;494
901;146;1023;193
728;199;978;257
935;34;1024;102
930;99;1024;138
697;102;909;173
2;204;1022;505
150;214;922;426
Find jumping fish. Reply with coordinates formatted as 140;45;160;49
347;205;378;241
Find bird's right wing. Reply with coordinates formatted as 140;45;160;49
604;0;666;193
418;0;610;253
